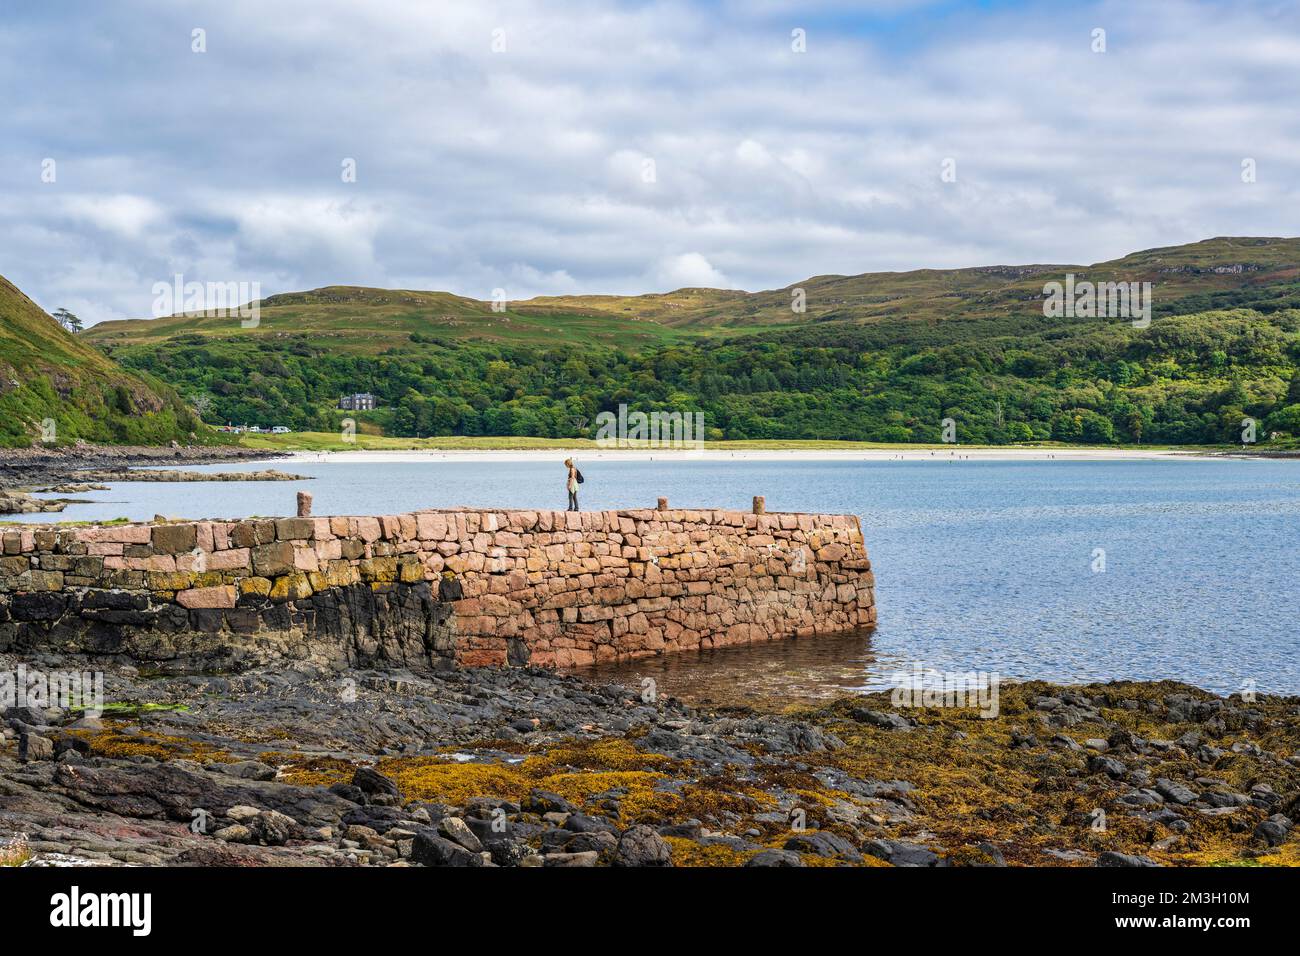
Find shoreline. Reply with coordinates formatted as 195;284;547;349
2;655;1295;867
0;444;282;493
277;446;1242;464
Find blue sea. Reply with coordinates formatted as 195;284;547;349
10;455;1299;698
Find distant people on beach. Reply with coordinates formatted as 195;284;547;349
565;458;582;511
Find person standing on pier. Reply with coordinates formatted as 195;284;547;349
565;458;581;511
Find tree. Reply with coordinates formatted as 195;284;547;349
1286;371;1300;405
51;308;83;332
1267;404;1300;436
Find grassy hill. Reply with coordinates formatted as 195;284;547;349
85;237;1300;350
85;286;707;352
507;236;1300;330
0;275;206;447
79;237;1300;446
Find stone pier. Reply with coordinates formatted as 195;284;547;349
0;507;875;672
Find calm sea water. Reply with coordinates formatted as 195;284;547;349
10;456;1299;697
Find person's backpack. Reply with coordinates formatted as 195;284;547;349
575;469;585;484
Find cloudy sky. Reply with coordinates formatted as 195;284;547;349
2;0;1297;325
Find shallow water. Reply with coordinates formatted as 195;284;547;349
9;455;1300;697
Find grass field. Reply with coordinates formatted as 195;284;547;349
238;431;1221;454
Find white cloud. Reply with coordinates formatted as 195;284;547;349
0;0;1297;323
57;194;165;239
652;252;733;289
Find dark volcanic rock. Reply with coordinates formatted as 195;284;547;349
329;783;367;804
5;705;49;727
1253;816;1292;847
784;830;862;862
352;766;401;798
53;761;352;828
564;813;618;834
865;839;942;867
563;831;618;856
1097;851;1162;867
745;848;805;867
437;816;483;853
221;760;277;781
1154;777;1199;805
341;806;409;833
524;789;576;815
614;825;673;867
1088;754;1127;778
18;733;54;762
850;708;915;731
411;829;485;867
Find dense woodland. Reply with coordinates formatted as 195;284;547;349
102;306;1300;445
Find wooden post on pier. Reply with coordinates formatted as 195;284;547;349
753;495;765;515
297;492;313;517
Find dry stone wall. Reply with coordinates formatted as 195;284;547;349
0;508;875;672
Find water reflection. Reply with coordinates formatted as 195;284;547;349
567;629;899;709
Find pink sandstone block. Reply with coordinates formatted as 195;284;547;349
175;585;237;609
315;539;342;561
80;525;153;545
415;513;445;539
196;522;215;552
175;553;204;572
206;548;251;571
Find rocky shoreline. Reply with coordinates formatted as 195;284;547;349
1;654;1295;867
0;445;295;516
55;468;305;484
0;444;280;493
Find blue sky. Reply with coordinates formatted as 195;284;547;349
1;0;1296;324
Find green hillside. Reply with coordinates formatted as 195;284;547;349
516;236;1300;330
80;237;1300;446
0;275;206;447
85;286;705;352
